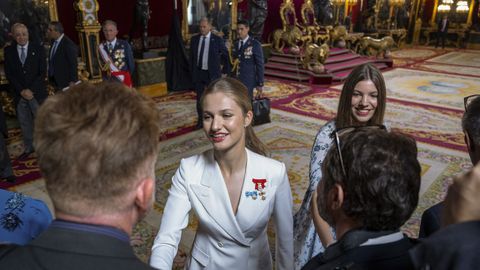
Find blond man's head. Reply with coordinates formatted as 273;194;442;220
35;82;161;217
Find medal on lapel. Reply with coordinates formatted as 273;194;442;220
245;191;258;200
253;178;267;200
245;178;268;200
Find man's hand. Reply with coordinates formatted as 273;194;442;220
443;162;480;226
20;89;34;100
255;86;263;99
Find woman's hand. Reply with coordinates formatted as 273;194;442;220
310;189;334;247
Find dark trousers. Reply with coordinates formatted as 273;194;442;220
16;98;39;153
436;31;447;48
194;68;211;125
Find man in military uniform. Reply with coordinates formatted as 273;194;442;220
99;20;135;87
233;20;264;100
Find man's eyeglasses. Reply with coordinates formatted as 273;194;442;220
332;125;387;178
464;95;480;112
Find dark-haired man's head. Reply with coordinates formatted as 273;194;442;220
317;129;421;238
237;20;250;40
463;95;480;165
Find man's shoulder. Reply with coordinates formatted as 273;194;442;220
4;43;15;52
116;39;131;48
190;33;201;41
309;235;416;270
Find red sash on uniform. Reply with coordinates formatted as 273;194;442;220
99;43;132;87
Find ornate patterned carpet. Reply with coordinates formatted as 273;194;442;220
4;47;476;266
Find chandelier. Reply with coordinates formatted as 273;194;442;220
456;0;469;13
437;3;451;12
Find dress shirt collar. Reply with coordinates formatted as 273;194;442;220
240;35;250;44
107;38;117;49
17;42;29;51
201;31;211;40
51;219;130;243
54;33;64;44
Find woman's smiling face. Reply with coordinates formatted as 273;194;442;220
351;79;378;124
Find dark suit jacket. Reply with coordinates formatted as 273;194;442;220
49;35;78;89
302;232;417;270
419;202;443;238
437;18;450;33
190;32;230;83
101;39;135;74
4;42;47;105
233;37;264;92
0;224;154;270
410;221;480;270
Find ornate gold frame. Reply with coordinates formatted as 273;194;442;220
181;0;238;41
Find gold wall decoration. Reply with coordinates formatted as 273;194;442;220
74;0;102;82
45;0;59;21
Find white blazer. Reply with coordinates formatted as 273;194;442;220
150;148;294;270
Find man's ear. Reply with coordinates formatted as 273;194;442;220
245;110;253;127
135;177;155;216
328;184;345;210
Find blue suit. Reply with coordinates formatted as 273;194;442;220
233;36;264;99
190;32;230;125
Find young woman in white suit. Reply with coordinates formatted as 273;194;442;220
150;78;294;270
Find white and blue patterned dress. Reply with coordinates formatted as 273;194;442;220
293;120;336;270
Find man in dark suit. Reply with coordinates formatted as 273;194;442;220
99;20;135;87
3;23;47;160
410;162;480;270
190;17;230;128
46;21;78;91
233;20;264;100
304;128;420;270
0;82;162;269
436;14;449;49
419;94;480;238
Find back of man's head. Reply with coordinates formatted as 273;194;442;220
463;95;480;165
321;129;421;231
34;82;161;217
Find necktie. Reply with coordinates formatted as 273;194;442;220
108;42;113;51
49;41;57;77
50;41;58;59
20;47;26;65
198;36;205;69
240;40;244;50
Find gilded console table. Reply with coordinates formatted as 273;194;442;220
422;27;468;48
